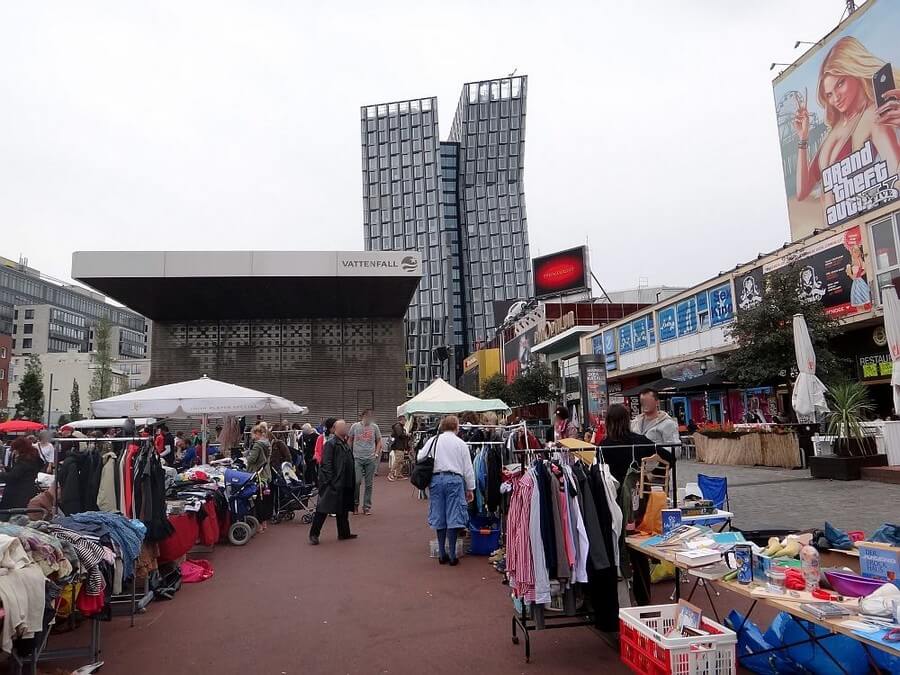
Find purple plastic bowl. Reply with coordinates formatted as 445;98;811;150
823;569;890;598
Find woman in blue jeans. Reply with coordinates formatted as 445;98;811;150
417;415;475;566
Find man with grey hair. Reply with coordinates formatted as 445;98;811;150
309;419;357;545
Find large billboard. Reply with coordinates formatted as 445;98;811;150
735;225;872;319
774;0;900;240
532;246;590;299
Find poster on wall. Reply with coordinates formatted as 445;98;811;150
736;225;873;318
676;298;698;336
773;0;900;240
504;326;537;383
632;317;648;350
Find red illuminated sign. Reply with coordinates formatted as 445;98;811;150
533;246;588;298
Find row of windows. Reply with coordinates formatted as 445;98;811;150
364;98;434;119
50;307;86;327
466;78;523;104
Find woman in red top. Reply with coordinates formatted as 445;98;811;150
154;427;165;455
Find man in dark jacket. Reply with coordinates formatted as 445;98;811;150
308;420;357;545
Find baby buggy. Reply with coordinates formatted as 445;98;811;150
224;467;261;545
271;462;317;524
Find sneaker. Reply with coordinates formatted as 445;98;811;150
364;509;372;515
338;533;359;541
309;535;320;545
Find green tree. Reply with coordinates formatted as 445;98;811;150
70;379;83;421
724;263;845;390
506;362;554;407
480;373;508;401
15;354;45;421
89;317;116;401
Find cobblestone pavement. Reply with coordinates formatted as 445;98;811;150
675;460;900;535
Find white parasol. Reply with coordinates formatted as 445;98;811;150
92;375;307;462
881;285;900;415
791;313;829;419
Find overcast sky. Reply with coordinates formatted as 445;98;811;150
0;1;854;294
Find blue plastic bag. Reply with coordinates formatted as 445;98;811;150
869;523;900;546
725;609;805;674
823;521;853;550
767;612;868;675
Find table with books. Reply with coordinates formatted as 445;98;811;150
626;528;900;667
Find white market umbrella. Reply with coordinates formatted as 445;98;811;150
881;285;900;415
92;375;307;462
397;377;508;417
791;313;829;420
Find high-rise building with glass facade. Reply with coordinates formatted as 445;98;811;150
361;76;530;394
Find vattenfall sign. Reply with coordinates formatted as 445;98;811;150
336;252;421;276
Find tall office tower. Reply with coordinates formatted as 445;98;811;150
361;75;530;394
449;76;531;347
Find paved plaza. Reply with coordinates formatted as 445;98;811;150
676;460;899;535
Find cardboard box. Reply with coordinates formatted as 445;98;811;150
857;542;900;583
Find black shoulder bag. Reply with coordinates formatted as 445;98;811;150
410;435;438;490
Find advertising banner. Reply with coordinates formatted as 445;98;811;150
504;325;536;383
773;0;900;240
532;246;589;299
735;225;873;318
579;357;608;431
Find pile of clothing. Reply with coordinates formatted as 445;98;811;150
0;512;146;655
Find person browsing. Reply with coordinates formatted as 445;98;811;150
417;415;475;566
630;388;680;446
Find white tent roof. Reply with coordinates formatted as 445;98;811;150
91;376;307;419
397;378;508;417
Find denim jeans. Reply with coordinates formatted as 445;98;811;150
354;455;377;511
427;473;467;530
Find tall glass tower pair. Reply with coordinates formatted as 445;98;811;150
361;76;531;394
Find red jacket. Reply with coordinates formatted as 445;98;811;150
314;433;324;464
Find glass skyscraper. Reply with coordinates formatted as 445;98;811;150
361;76;530;394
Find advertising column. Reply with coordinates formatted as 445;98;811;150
579;354;608;433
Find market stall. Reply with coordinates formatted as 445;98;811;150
397;377;508;417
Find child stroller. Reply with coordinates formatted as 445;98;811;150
271;462;317;524
224;467;260;545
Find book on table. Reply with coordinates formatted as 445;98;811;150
675;548;723;568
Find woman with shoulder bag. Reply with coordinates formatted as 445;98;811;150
416;415;475;566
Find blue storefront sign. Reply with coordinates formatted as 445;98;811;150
677;298;698;336
618;324;633;353
709;284;734;326
658;306;677;342
632;317;648;350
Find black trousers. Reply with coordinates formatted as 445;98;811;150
309;510;350;539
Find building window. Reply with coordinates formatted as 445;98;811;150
22;338;32;349
23;323;33;334
24;309;34;320
870;212;900;302
0;347;5;358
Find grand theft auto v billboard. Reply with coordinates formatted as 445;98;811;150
773;0;900;240
532;246;590;299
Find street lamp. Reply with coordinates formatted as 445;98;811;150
45;372;60;428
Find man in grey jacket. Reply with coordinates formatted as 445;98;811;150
630;388;681;447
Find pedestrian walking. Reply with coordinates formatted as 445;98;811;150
417;415;475;566
349;408;382;515
387;421;410;481
309;419;357;545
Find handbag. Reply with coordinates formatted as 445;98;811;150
410;435;438;490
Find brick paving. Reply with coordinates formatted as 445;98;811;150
675;460;900;535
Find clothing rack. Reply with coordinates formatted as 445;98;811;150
506;441;681;661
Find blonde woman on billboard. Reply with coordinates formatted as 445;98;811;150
793;36;900;202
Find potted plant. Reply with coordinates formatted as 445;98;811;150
826;382;876;457
809;382;887;480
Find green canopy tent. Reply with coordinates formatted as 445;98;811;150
397;378;509;417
